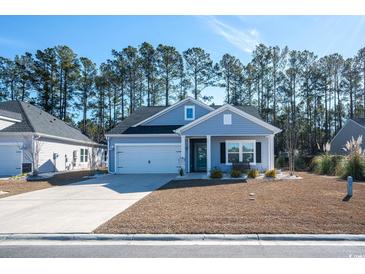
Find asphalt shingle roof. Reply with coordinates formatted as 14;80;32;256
352;118;365;127
0;101;95;144
0;108;22;121
107;106;167;134
123;125;182;134
108;104;262;135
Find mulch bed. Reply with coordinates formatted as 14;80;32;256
0;170;102;199
94;172;365;234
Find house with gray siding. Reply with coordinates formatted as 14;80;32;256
106;97;281;175
330;118;365;155
0;101;106;177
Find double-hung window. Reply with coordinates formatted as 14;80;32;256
80;148;89;163
226;140;255;164
184;105;195;120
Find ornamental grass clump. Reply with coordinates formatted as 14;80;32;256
230;169;242;178
210;167;223;179
248;169;259;179
265;169;277;178
342;136;365;181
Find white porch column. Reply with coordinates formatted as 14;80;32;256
180;135;186;172
268;134;275;170
207;135;211;176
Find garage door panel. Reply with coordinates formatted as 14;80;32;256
0;145;22;176
116;144;180;174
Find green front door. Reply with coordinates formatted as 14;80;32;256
194;143;207;172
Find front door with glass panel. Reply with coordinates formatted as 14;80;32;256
194;143;207;172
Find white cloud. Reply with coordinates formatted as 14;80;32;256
204;16;260;53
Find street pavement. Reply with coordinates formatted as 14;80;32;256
0;240;364;258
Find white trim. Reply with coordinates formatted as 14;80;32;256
0;142;23;146
0;131;104;147
185;134;272;137
132;97;214;127
0;115;21;123
175;104;282;135
105;134;178;137
115;143;180;146
207;135;211;176
187;137;190;173
184;105;195;121
225;140;256;165
107;136;111;173
180;135;186;171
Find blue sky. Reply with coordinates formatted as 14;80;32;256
1;16;365;103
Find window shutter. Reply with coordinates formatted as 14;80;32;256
256;142;262;163
220;142;226;163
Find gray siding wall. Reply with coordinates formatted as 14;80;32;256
210;136;269;172
182;110;273;136
330;120;365;155
144;102;211;126
108;136;181;172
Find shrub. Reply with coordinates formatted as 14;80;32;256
275;155;286;169
295;157;307;171
265;169;277;178
341;136;365;181
342;154;365;181
179;167;184;177
230;169;242;178
248;169;259;179
210;167;223;179
311;154;336;175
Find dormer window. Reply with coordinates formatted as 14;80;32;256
184;105;195;121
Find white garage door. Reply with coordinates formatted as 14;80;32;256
116;144;180;174
0;144;22;177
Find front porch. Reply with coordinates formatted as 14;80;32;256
180;135;275;176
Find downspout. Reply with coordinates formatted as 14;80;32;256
32;134;41;175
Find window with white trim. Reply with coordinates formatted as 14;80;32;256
226;140;255;164
80;148;89;163
223;114;232;125
184;105;195;120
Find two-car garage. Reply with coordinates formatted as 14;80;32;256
115;144;181;174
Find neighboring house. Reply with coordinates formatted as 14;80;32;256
106;97;281;175
330;118;365;155
0;101;106;176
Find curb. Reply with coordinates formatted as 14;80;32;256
1;233;365;242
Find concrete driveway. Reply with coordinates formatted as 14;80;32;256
0;174;175;233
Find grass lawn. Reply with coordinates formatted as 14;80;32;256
95;172;365;234
0;170;102;199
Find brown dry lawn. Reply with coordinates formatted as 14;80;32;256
95;172;365;234
0;170;102;199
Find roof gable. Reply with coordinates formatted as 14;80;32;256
176;104;281;135
133;97;214;127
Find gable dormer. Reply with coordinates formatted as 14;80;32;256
134;98;214;126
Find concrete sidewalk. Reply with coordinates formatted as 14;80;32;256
0;174;175;233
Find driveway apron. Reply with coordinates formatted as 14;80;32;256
0;174;175;233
